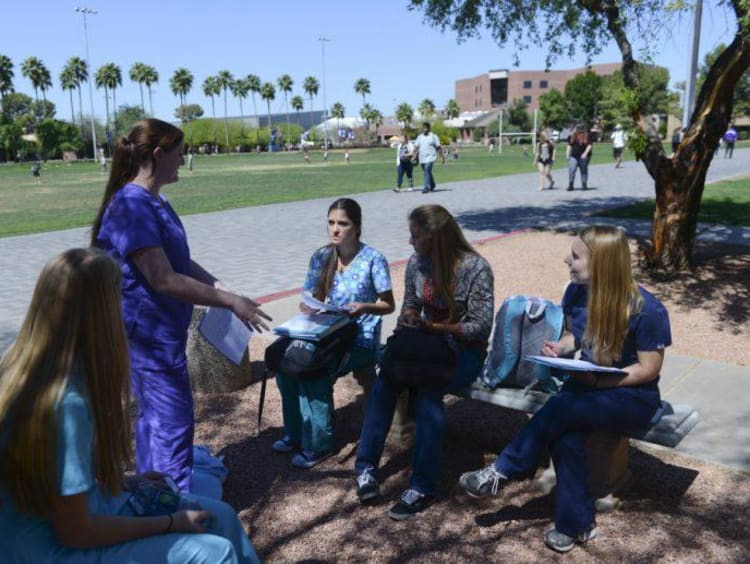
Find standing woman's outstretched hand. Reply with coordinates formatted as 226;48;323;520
230;294;272;332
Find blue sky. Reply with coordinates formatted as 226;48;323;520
1;1;737;123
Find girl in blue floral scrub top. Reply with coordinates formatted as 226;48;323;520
274;198;395;469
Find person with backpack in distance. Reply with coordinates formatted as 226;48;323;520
0;248;260;563
273;198;395;469
91;119;271;494
355;204;494;520
391;133;415;192
459;225;671;553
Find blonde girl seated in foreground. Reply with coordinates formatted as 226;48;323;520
0;248;259;563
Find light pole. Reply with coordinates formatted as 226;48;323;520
683;0;702;127
75;6;98;160
318;36;330;149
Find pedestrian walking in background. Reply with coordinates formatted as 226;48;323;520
566;126;592;191
723;125;738;159
392;134;415;192
413;122;444;193
535;132;556;191
610;124;627;168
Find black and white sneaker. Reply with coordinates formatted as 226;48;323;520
459;464;507;498
388;489;434;520
544;527;597;552
356;469;380;502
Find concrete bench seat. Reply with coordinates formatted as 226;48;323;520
454;380;701;449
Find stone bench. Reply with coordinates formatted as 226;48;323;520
452;380;701;509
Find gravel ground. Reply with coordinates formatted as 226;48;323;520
194;231;750;563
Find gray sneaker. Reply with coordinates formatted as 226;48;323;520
544;527;597;552
459;464;507;498
356;469;380;502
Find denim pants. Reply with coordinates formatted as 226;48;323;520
355;346;484;496
494;381;660;536
567;157;589;188
397;161;414;188
276;345;376;453
421;161;436;190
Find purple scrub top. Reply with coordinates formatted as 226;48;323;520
97;184;193;369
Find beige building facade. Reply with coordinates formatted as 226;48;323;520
455;63;622;112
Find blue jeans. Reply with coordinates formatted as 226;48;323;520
397;161;414;188
421;161;436;191
355;346;484;496
276;345;376;453
567;156;589;189
494;381;660;536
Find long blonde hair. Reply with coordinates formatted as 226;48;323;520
408;205;477;321
580;225;643;365
0;248;131;517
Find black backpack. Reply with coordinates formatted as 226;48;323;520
264;320;358;380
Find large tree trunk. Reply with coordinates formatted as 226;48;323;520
597;0;750;271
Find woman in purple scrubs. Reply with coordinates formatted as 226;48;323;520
92;119;271;493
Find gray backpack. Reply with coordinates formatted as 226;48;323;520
481;295;565;392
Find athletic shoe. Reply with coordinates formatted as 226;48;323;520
356;469;380;502
538;186;544;191
549;180;555;189
393;188;402;193
544;527;598;553
566;185;574;191
459;464;507;498
422;188;430;194
272;435;298;453
582;185;588;191
388;489;435;521
291;449;331;469
406;187;414;192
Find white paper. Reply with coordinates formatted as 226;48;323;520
274;312;348;336
301;291;349;313
198;307;253;365
525;355;627;375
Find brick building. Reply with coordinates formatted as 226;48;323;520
455;63;622;112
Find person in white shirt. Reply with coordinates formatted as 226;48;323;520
412;122;445;193
610;124;627;168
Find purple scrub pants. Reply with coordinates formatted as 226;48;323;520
129;337;194;493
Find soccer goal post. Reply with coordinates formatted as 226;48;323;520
497;109;539;156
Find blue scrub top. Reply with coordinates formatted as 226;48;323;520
562;283;672;389
97;184;193;356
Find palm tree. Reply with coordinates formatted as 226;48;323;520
260;82;276;140
21;57;51;104
359;103;373;144
141;64;159;116
202;75;220;145
445;99;461;120
216;70;234;152
63;57;88;138
303;76;319;136
369;108;384;142
129;62;148;114
95;63;122;136
0;54;14;104
245;74;261;143
291;95;304;141
277;74;293;143
418;98;436;121
330;102;345;133
354;78;372;143
59;66;77;124
170;68;193;117
230;78;250;135
396;102;415;133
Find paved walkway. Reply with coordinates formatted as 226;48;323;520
1;150;748;472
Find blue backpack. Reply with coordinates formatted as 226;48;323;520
481;295;565;392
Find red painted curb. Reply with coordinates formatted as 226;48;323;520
254;228;532;304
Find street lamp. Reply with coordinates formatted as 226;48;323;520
318;36;330;149
74;6;98;160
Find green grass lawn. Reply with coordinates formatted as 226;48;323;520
597;175;750;227
0;145;620;237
